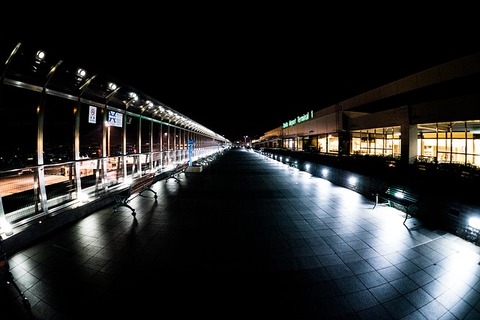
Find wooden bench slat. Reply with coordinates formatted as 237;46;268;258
113;173;157;216
165;162;188;182
372;186;418;225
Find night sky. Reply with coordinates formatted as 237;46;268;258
4;7;480;142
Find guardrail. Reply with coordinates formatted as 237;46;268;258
0;147;222;237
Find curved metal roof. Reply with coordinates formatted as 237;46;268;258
1;41;229;142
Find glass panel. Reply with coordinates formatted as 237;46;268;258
0;86;38;169
80;103;103;158
43;95;75;163
126;115;139;154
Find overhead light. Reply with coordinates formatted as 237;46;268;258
36;50;46;61
76;68;86;78
32;50;46;72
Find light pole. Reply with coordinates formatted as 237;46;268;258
243;135;248;147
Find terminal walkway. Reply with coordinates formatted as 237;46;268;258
2;148;480;319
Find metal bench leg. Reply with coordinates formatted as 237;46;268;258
139;188;157;200
113;202;136;216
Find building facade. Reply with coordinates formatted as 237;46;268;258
253;52;480;168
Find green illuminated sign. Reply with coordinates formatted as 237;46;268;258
283;110;313;128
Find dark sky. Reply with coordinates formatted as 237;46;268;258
4;7;480;142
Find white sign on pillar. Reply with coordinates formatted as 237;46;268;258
88;106;97;123
107;111;123;127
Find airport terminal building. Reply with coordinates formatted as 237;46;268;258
253;52;480;169
252;52;480;239
3;42;480;319
1;40;480;252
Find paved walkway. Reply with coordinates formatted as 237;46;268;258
2;148;480;319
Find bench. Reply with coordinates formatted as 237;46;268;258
372;186;419;225
165;162;189;182
113;173;157;216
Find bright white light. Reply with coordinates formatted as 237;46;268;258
394;191;404;199
36;50;45;60
348;176;357;185
128;92;138;100
468;217;480;230
78;191;89;203
76;68;86;78
305;163;311;171
321;168;329;176
0;216;13;236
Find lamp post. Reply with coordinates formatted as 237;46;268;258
243;135;248;147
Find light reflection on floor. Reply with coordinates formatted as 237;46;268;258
3;148;480;319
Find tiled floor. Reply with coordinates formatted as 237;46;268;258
2;148;480;319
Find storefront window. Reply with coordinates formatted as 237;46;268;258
418;121;480;167
327;134;338;153
350;127;401;157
